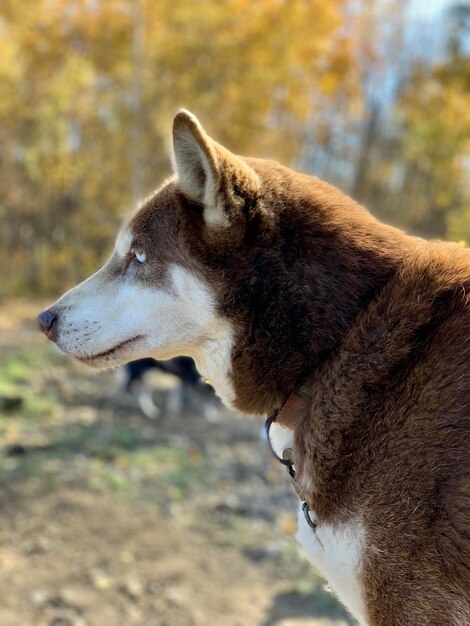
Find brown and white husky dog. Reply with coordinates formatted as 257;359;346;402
38;111;470;625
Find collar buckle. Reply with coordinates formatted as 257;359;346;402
265;394;318;532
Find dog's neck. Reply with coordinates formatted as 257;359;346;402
182;163;420;418
191;330;237;409
226;216;414;417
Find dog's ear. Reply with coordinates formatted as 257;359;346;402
172;110;260;228
172;110;220;214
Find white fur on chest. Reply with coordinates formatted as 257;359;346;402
268;422;367;625
296;507;367;625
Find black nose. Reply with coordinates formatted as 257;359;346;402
37;309;58;340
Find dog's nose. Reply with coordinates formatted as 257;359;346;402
37;309;58;341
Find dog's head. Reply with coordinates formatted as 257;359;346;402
39;110;389;414
37;111;276;408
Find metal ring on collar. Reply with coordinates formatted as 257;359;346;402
264;414;294;467
302;501;317;530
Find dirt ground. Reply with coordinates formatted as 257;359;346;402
0;299;355;626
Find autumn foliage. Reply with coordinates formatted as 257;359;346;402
0;0;468;295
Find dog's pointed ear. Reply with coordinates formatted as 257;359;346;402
172;110;261;228
172;110;220;212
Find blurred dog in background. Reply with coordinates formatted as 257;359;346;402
116;357;218;419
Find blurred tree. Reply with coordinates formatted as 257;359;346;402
0;0;467;296
299;1;469;242
0;0;357;295
397;2;470;240
0;0;137;293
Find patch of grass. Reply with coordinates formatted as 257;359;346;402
0;452;49;482
112;424;143;450
2;359;29;383
0;414;206;505
74;444;206;501
0;343;60;379
0;379;16;397
129;446;205;494
53;422;155;460
0;343;62;420
22;393;58;420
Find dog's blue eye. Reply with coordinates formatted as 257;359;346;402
134;251;145;264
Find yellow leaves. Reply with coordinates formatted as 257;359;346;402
141;0;353;156
319;71;341;97
395;47;470;239
6;0;468;292
0;23;22;80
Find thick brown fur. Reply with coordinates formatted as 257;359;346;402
170;124;470;623
42;112;470;624
130;117;470;622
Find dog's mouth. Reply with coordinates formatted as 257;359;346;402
75;335;145;366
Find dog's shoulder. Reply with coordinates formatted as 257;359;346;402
295;239;470;511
